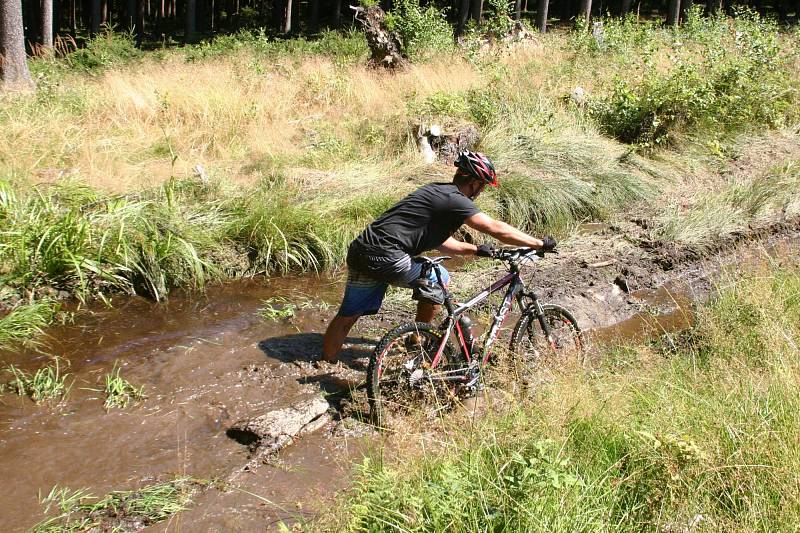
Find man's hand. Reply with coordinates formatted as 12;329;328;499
541;236;557;252
476;244;495;257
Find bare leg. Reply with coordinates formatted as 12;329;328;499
415;301;440;323
322;314;360;363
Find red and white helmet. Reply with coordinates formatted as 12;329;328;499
454;151;498;187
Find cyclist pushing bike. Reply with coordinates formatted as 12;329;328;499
321;151;557;364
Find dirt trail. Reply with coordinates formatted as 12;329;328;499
1;220;798;532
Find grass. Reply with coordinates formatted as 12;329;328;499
332;263;800;531
653;158;800;252
4;356;71;402
32;477;203;532
0;299;59;351
257;297;297;321
102;362;146;410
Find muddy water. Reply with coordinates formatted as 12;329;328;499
0;274;356;532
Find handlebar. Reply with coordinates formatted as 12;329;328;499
491;246;555;261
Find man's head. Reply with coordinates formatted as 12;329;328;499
453;151;498;200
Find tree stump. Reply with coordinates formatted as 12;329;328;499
415;122;481;164
350;5;408;69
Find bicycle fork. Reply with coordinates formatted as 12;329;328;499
523;292;558;351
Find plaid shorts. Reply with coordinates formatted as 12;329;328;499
337;256;450;317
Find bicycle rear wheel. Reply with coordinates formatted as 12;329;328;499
367;322;465;428
508;304;583;390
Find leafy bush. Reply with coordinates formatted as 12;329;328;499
385;0;454;60
185;28;368;64
483;0;514;39
588;10;797;146
66;27;142;72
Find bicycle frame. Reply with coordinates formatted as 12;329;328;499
426;255;551;381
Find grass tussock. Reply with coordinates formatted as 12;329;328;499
32;477;203;533
4;356;71;402
102;362;146;410
0;299;59;351
654;159;800;251
335;264;800;531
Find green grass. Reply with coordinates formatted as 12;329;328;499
4;356;71;402
257;297;297;321
32;477;203;532
102;362;146;410
0;299;59;351
334;264;800;531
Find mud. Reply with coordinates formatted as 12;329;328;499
1;219;798;532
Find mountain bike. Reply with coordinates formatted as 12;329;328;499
366;247;583;427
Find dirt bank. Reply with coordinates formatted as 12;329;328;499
1;218;798;532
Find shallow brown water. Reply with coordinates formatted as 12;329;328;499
0;274;354;532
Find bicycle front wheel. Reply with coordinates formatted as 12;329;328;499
367;322;465;428
508;304;584;390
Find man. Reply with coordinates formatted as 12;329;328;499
321;151;556;363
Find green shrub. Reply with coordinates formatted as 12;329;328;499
66;27;142;72
483;0;514;39
589;11;796;146
385;0;454;60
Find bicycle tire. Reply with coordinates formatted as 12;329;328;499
508;304;584;390
367;322;465;428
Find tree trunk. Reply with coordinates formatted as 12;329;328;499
309;0;320;32
283;0;292;32
136;0;145;45
0;0;34;90
101;0;108;24
620;0;633;15
126;0;135;28
666;0;680;25
333;0;341;27
290;0;299;34
185;0;196;41
579;0;591;26
514;0;522;19
536;0;548;32
90;0;101;34
456;0;470;36
470;0;482;23
41;0;54;50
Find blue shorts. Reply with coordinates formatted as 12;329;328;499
337;257;450;317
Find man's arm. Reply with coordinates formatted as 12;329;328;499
437;237;479;255
464;213;545;248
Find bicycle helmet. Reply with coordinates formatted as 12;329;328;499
454;151;498;187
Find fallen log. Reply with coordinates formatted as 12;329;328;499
227;396;330;457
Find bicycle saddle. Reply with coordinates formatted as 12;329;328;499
415;256;452;266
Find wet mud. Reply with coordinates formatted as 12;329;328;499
1;219;799;531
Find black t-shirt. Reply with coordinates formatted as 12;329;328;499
351;182;481;260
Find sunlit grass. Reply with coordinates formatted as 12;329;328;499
333;264;800;531
0;299;58;351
